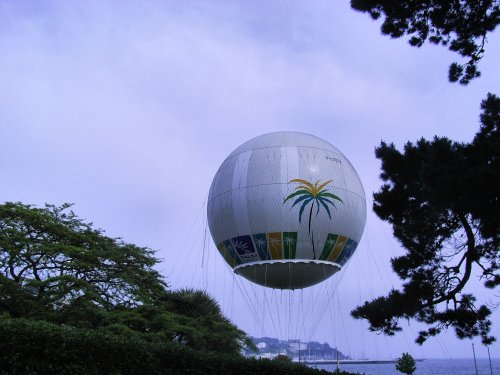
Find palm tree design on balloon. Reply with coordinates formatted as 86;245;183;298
283;179;342;259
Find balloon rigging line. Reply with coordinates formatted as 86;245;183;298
306;287;324;340
290;290;299;343
307;270;344;340
287;289;291;346
297;289;306;344
406;321;427;361
188;246;199;288
307;283;329;340
317;277;339;326
180;217;206;288
259;287;266;338
170;200;205;286
357;227;382;360
373;215;402;290
262;287;278;335
231;272;236;321
382;329;393;361
401;326;415;358
249;282;266;337
202;237;211;291
234;277;266;334
262;264;279;334
326;287;338;361
435;335;452;360
310;279;336;340
273;288;283;337
236;279;260;326
201;211;208;269
363;219;419;360
335;288;352;359
352;247;367;359
221;249;226;311
200;215;209;291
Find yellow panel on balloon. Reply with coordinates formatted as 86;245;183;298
217;242;236;267
267;232;283;259
327;235;348;262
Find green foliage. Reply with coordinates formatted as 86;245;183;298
0;202;166;319
396;353;416;375
273;354;292;364
0;318;346;375
352;94;500;345
0;202;251;355
351;0;500;84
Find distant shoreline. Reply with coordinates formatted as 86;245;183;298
299;359;426;365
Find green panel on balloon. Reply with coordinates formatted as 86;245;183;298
319;233;339;260
252;233;270;260
283;232;297;259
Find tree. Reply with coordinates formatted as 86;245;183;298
350;0;500;84
0;202;167;322
158;288;255;353
396;353;416;375
351;93;500;345
0;202;251;354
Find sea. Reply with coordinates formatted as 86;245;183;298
310;358;500;375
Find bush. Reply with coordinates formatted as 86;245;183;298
396;352;416;375
0;318;355;375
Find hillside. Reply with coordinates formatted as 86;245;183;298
246;337;349;360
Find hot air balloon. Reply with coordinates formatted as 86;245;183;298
207;132;366;289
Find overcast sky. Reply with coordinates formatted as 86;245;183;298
1;0;499;360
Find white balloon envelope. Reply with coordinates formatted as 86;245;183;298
207;132;366;289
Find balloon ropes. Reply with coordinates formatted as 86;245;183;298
207;131;366;290
202;132;367;351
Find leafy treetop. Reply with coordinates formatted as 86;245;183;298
351;0;500;84
0;202;166;319
352;93;500;345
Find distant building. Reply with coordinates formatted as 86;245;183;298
288;341;307;353
256;342;267;350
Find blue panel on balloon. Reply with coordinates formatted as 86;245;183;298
224;239;242;265
231;235;260;263
336;239;358;266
